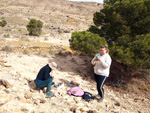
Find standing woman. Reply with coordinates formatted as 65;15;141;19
91;45;112;102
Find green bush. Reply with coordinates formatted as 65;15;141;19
0;20;7;27
69;31;108;56
26;19;43;36
88;25;101;35
111;34;150;69
129;34;150;68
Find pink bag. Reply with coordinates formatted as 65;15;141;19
67;87;84;97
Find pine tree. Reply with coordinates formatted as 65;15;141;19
89;0;150;68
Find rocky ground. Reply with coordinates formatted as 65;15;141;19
0;0;150;113
0;50;149;113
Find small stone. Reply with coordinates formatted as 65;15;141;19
0;79;13;88
30;88;37;93
20;99;32;104
80;108;84;112
3;89;11;93
90;87;96;91
3;64;12;67
114;102;120;106
70;107;77;112
18;78;22;81
70;81;80;86
40;99;46;103
34;101;40;105
88;110;97;113
21;108;29;112
24;92;32;99
138;111;144;113
74;98;81;103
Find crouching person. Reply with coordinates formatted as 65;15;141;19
35;62;57;97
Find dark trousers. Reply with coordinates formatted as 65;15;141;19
94;73;107;98
35;78;53;92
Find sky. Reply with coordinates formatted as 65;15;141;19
67;0;104;4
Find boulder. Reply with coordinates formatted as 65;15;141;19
0;79;13;88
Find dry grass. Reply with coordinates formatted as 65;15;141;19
126;78;150;97
0;41;73;56
0;41;52;48
4;16;28;26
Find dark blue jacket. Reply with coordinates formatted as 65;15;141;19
36;64;52;81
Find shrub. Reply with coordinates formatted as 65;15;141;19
26;19;43;36
0;20;7;27
69;31;108;56
1;46;12;52
111;34;150;69
3;34;10;38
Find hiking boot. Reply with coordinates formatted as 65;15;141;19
46;91;55;97
98;97;104;102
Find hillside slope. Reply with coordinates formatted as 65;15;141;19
0;0;150;113
0;0;102;46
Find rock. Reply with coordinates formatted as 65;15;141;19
30;88;37;93
3;89;11;93
70;81;80;86
114;102;121;106
138;111;144;113
24;92;32;99
34;100;40;105
20;99;32;104
3;63;12;67
40;99;46;103
0;79;13;88
18;78;22;81
74;98;81;104
32;94;40;100
28;80;36;89
0;102;5;107
12;86;18;92
70;107;77;113
21;108;29;112
80;108;84;112
90;87;96;91
88;110;97;113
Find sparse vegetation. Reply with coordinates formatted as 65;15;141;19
1;46;13;52
3;34;10;38
44;37;48;41
26;19;43;36
0;20;7;27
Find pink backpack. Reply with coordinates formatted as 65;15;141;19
67;87;84;97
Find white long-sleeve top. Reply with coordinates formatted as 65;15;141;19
91;53;112;77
